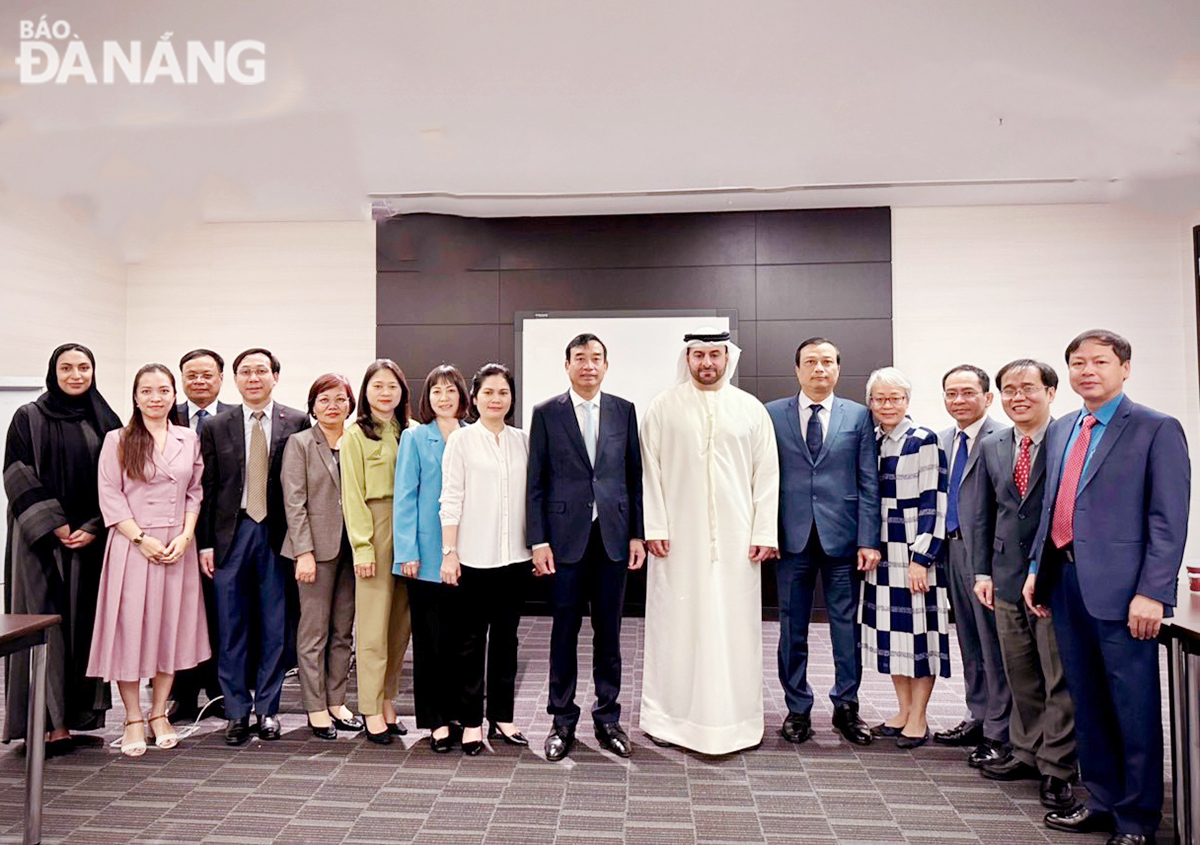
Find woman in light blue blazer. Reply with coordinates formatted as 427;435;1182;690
394;364;470;752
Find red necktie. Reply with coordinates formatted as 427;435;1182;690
1050;415;1097;548
1014;436;1032;498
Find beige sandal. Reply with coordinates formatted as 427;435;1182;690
147;713;178;749
121;718;147;757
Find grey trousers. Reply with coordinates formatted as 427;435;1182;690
994;596;1077;780
296;550;356;712
946;536;1011;742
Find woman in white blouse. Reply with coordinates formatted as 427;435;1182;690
439;363;531;755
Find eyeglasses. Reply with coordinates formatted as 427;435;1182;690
943;390;982;401
1000;386;1045;398
236;367;272;378
869;396;908;407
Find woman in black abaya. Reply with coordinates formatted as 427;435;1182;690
3;343;121;753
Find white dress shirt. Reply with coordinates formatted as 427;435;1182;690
949;415;988;474
240;401;274;510
798;392;834;442
439;422;531;569
185;399;219;431
571;388;601;521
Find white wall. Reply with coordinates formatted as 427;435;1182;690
124;222;376;413
892;202;1200;556
0;194;127;403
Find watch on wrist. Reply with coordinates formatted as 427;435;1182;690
442;546;456;556
133;532;145;546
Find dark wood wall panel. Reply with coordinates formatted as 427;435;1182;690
377;208;892;617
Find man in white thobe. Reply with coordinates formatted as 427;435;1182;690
639;329;780;754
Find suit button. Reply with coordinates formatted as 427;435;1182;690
1018;514;1025;520
587;501;593;509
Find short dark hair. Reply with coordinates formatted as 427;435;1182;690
996;359;1059;391
942;364;990;393
565;333;607;361
306;373;355;417
469;363;516;424
795;337;840;366
1065;329;1131;364
356;359;409;440
417;364;469;424
232;347;281;374
179;348;224;372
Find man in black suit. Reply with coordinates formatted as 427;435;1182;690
198;348;309;745
527;333;645;761
171;348;234;722
967;359;1076;811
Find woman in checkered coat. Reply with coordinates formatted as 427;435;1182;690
859;367;950;749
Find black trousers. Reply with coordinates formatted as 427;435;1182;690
548;521;628;731
456;561;527;727
408;578;461;730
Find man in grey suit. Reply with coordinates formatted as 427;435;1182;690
968;360;1076;811
934;364;1012;769
766;338;881;746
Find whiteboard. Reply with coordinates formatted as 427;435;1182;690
516;311;734;429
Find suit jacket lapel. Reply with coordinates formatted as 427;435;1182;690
1024;442;1047;503
153;426;185;479
784;395;809;462
962;418;994;478
556;393;592;469
312;427;340;491
996;432;1019;501
595;394;618;467
1078;397;1131;495
269;407;289;459
231;405;246;489
813;398;844;467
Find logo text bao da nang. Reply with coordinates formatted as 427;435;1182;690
16;17;265;84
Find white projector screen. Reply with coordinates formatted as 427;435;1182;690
516;310;735;429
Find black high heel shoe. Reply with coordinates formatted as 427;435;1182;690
462;727;485;756
307;717;337;740
365;718;393;745
430;724;461;754
488;720;529;747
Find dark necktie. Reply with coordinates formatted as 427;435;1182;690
1051;415;1098;548
806;405;823;458
195;408;209;434
1014;435;1032;498
946;431;969;533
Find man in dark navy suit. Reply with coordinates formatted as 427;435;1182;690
170;348;234;722
1024;330;1190;845
765;337;880;746
527;333;645;761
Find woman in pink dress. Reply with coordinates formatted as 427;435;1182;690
87;363;209;757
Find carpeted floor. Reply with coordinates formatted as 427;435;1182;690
0;619;1173;844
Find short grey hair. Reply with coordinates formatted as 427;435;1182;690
866;367;912;403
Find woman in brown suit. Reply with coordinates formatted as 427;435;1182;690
281;374;364;739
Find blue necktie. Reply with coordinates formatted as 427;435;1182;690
806;405;823;458
946;430;968;533
195;408;209;434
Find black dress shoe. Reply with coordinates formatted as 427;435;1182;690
896;729;930;749
365;726;393;745
831;704;872;746
430;725;461;754
595;722;632;758
331;714;364;732
1106;834;1153;845
70;734;105;748
1044;805;1114;834
307;718;336;740
934;719;983;746
225;716;251;746
488;721;529;746
462;730;485;755
257;715;281;741
967;739;1009;769
646;733;674;748
780;712;813;744
45;738;74;757
387;719;408;736
1040;775;1076;810
980;755;1040;781
545;727;575;762
871;723;902;739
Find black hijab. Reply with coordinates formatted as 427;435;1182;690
30;344;121;527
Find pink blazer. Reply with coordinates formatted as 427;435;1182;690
97;424;203;530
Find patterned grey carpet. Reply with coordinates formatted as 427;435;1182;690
0;619;1173;844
